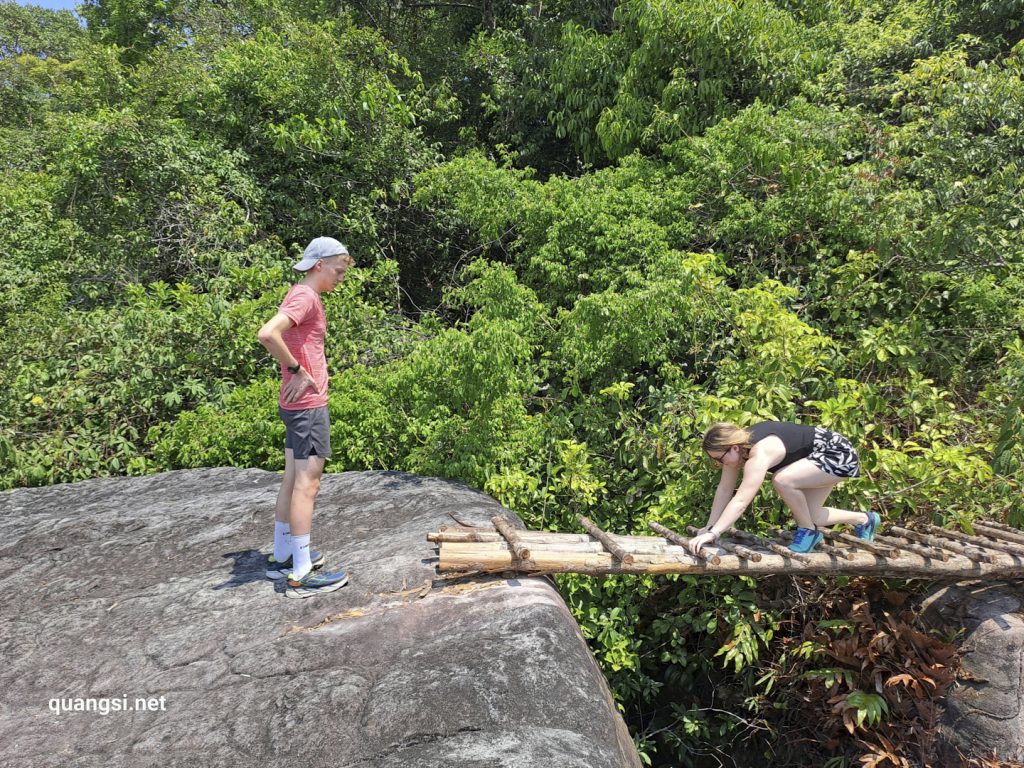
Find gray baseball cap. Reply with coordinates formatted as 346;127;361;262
293;236;350;271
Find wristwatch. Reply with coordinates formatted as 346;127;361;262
287;364;301;374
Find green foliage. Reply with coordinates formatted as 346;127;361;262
460;27;566;168
413;150;539;244
47;109;262;294
79;0;184;54
552;251;726;389
546;0;829;162
185;20;446;246
546;22;626;164
0;276;275;487
0;1;84;60
844;691;889;730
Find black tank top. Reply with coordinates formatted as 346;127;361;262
747;421;815;473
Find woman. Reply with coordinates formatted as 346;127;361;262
688;421;880;555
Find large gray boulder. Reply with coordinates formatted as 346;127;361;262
922;581;1024;764
0;468;640;768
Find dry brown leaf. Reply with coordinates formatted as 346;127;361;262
885;673;922;696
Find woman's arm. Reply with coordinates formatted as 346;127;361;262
701;465;741;532
708;456;770;534
688;449;775;555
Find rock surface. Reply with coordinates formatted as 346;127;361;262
0;468;640;768
922;581;1024;764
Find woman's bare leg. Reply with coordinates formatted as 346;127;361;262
772;460;868;528
800;485;869;528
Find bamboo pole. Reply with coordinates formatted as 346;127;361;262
429;530;684;545
885;526;954;561
818;529;898;557
925;528;1024;561
440;540;678;556
648;522;720;566
872;533;949;561
684;526;763;562
974;520;1022;535
882;536;949;561
431;529;720;556
921;528;999;561
439;550;708;574
437;546;1021;578
729;529;812;564
492;516;531;561
578;516;634;564
429;529;502;543
925;529;991;561
774;529;854;560
869;533;905;554
973;522;1024;548
973;534;1024;558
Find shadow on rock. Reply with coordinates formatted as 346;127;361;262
212;549;267;590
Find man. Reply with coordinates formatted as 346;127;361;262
257;236;353;594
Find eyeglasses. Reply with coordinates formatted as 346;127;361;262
708;448;731;466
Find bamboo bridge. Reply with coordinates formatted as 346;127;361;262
430;516;1024;579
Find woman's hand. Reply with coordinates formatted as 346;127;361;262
688;530;717;555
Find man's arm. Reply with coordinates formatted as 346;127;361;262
257;313;299;368
257;313;317;403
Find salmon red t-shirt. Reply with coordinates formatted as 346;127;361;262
278;284;328;411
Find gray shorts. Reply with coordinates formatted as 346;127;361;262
279;406;331;460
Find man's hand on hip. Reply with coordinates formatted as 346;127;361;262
283;368;317;403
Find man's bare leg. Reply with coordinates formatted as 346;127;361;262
271;449;297;562
288;455;325;580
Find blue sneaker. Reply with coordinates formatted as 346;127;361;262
854;512;881;542
286;568;349;594
789;527;824;553
265;551;324;580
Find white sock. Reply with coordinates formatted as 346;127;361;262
290;534;312;580
274;521;291;561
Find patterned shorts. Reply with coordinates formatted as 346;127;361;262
809;427;860;478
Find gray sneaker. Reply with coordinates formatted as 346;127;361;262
265;551;325;580
285;568;349;598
